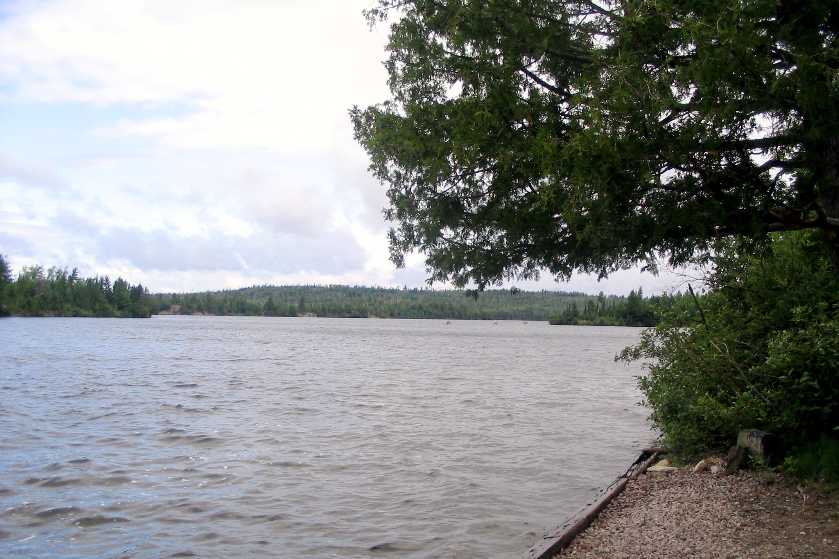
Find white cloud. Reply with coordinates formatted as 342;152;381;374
2;0;390;152
0;0;694;296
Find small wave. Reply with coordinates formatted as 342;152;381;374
100;476;133;486
267;461;309;468
200;473;229;480
172;383;199;389
35;506;82;518
252;513;287;523
73;515;129;527
87;412;119;421
1;503;36;518
67;458;91;465
368;542;421;553
287;406;316;414
353;402;385;409
160;434;222;445
25;476;83;488
195;532;220;541
160;404;210;414
208;510;246;520
95;436;127;445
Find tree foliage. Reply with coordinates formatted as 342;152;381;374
0;262;153;318
621;232;839;457
351;0;839;287
0;254;11;316
549;288;694;326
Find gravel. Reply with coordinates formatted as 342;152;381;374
558;468;839;558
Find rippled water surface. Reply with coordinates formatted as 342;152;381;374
0;316;651;558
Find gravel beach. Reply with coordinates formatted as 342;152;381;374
558;468;839;558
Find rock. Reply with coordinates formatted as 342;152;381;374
710;464;723;475
648;459;679;472
737;429;784;466
692;459;709;473
725;445;746;475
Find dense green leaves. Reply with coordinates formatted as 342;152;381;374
352;0;839;287
621;232;839;457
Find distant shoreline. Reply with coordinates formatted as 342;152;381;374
2;313;654;326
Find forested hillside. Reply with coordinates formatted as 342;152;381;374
152;284;692;322
152;285;601;320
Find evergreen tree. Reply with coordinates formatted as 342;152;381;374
263;296;278;316
0;254;11;316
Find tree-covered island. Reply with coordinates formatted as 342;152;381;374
352;0;839;479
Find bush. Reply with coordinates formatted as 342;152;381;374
621;232;839;459
783;437;839;485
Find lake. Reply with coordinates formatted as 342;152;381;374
0;316;651;558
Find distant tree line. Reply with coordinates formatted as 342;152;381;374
152;284;644;322
548;289;696;327
0;254;688;324
0;255;153;318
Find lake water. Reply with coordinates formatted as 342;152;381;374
0;316;651;558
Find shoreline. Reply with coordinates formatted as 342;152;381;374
529;450;661;559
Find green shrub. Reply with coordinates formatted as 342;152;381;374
621;232;839;459
783;437;839;485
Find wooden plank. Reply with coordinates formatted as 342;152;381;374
527;451;660;559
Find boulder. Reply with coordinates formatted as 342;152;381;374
737;429;783;466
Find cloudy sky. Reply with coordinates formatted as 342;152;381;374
0;0;689;294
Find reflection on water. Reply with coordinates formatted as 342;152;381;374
0;316;650;558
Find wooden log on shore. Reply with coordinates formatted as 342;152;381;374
642;446;668;455
527;451;661;559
